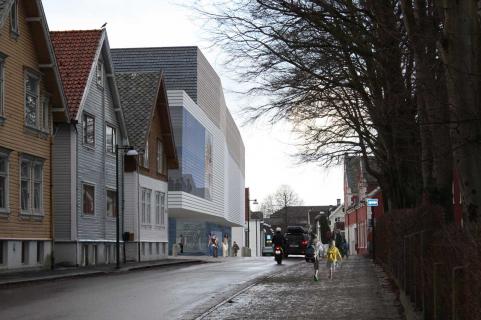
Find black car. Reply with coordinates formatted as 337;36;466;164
285;231;310;257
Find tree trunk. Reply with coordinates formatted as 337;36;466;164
439;0;481;223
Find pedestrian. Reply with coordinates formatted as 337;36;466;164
326;240;342;280
341;240;349;259
313;238;324;281
179;234;185;254
222;234;229;257
212;235;218;258
208;234;213;256
232;241;240;257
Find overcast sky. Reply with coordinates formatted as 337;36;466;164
42;0;343;207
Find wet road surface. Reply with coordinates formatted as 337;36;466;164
0;257;300;320
201;256;404;320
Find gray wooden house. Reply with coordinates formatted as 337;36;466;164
50;29;128;266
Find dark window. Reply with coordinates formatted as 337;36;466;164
36;241;44;264
10;0;18;35
106;189;117;217
96;61;103;87
0;240;4;265
0;58;5;117
82;184;95;215
0;154;7;210
21;241;29;264
83;113;95;147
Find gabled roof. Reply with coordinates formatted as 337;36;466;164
50;30;103;119
345;156;361;194
0;0;14;30
115;71;178;169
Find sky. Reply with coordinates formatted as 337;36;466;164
42;0;343;207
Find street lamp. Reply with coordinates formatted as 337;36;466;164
116;145;138;269
247;199;258;249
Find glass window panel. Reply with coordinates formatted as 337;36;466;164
21;160;30;211
83;114;95;146
0;156;5;173
106;190;117;217
106;126;116;153
0;61;4;116
143;141;149;168
83;184;95;215
10;1;18;34
146;190;151;224
0;176;5;209
42;97;49;131
25;74;39;128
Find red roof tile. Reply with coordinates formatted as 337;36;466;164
50;30;103;119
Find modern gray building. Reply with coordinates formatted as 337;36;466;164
112;47;246;255
51;29;128;266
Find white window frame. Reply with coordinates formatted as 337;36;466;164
155;192;161;225
10;0;19;36
106;124;116;154
106;188;117;217
20;157;43;215
141;188;152;224
83;113;95;147
41;96;50;133
160;192;166;225
143;141;149;168
24;72;40;129
0;152;9;213
82;183;95;216
96;60;104;88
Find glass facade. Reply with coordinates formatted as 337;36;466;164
168;107;213;200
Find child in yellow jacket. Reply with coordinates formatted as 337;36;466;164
326;240;342;280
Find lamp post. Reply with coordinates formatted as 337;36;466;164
247;199;258;249
116;145;138;269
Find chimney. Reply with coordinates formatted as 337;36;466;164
336;198;341;206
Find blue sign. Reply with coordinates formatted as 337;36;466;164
367;198;379;207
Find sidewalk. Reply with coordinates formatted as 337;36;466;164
0;255;214;288
202;255;405;320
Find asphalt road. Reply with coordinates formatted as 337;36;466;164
0;257;301;320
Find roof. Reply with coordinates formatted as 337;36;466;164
345;156;361;193
115;71;178;168
111;47;199;102
50;30;103;119
0;0;13;30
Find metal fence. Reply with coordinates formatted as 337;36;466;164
375;206;481;320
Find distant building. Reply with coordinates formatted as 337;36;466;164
343;156;384;256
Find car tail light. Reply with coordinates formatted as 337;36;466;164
301;240;308;246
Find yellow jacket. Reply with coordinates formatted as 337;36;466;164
327;246;342;262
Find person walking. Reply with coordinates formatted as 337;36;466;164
208;234;213;257
222;234;229;257
232;241;240;257
326;240;342;280
179;234;185;254
212;235;219;258
313;238;324;281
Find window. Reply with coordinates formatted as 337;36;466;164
10;0;18;36
155;192;161;225
41;96;50;132
82;184;95;215
83;113;95;147
105;245;111;264
0;240;5;265
143;141;149;168
156;242;160;255
141;242;145;256
36;241;44;264
96;60;103;87
21;241;29;264
149;243;152;255
25;73;39;128
20;157;43;214
160;192;165;225
0;153;8;211
106;125;116;154
106;189;117;217
0;58;5;117
141;188;151;224
156;140;165;174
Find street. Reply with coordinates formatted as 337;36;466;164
0;257;299;320
0;256;403;320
